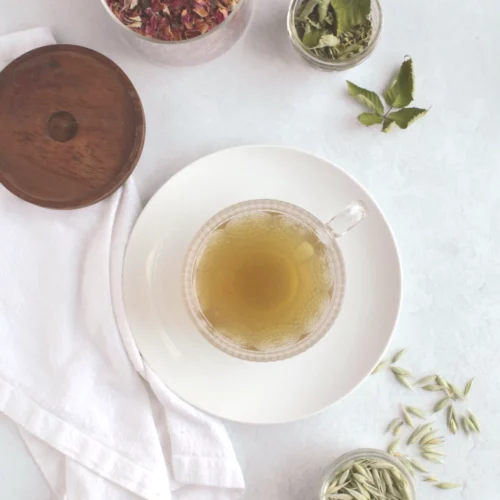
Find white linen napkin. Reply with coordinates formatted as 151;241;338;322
0;28;244;500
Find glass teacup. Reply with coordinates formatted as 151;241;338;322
184;199;366;362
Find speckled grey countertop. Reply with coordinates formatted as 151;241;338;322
1;0;499;498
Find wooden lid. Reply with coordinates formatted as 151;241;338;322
0;45;145;209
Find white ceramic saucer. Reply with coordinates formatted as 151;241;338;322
122;146;402;424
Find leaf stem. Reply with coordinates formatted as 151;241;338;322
384;107;393;118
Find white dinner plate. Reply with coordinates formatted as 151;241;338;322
122;146;402;424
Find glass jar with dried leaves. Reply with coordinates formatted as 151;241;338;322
287;0;383;71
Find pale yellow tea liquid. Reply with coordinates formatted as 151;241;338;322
195;212;334;352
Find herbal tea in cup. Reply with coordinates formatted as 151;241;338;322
184;199;366;362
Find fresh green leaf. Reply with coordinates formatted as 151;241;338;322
358;113;384;126
382;118;395;133
384;57;415;108
347;81;385;115
298;0;319;21
346;55;429;133
388;107;428;129
330;0;371;35
317;0;330;23
301;27;324;48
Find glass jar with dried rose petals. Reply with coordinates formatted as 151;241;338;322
101;0;253;66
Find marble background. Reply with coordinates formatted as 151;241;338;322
1;0;499;498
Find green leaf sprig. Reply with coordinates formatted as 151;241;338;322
347;57;429;132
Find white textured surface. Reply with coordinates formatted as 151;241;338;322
1;0;499;499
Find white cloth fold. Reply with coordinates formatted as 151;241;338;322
0;28;244;500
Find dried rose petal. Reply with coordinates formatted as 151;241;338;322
145;16;158;35
215;8;228;24
122;0;139;10
149;0;161;12
106;0;240;41
194;20;209;33
124;15;143;28
185;30;200;39
181;9;194;29
193;5;208;17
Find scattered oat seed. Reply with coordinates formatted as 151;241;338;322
424;437;444;446
395;374;413;390
409;458;428;473
423;476;440;483
408;423;433;445
391;366;412;377
393;421;404;436
391;349;408;364
419;430;438;445
468;410;480;433
461;416;471;435
448;382;465;400
464;378;474;397
447;406;458;434
421;452;444;464
421;384;443;392
433;397;450;413
416;375;437;386
372;360;388;375
386;418;401;434
435;482;461;489
406;406;426;419
388;439;400;455
402;406;414;427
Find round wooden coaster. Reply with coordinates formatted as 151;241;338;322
0;45;145;209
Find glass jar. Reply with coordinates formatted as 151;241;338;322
320;449;417;500
287;0;383;71
100;0;253;66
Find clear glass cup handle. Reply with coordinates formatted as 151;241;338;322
326;201;367;238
